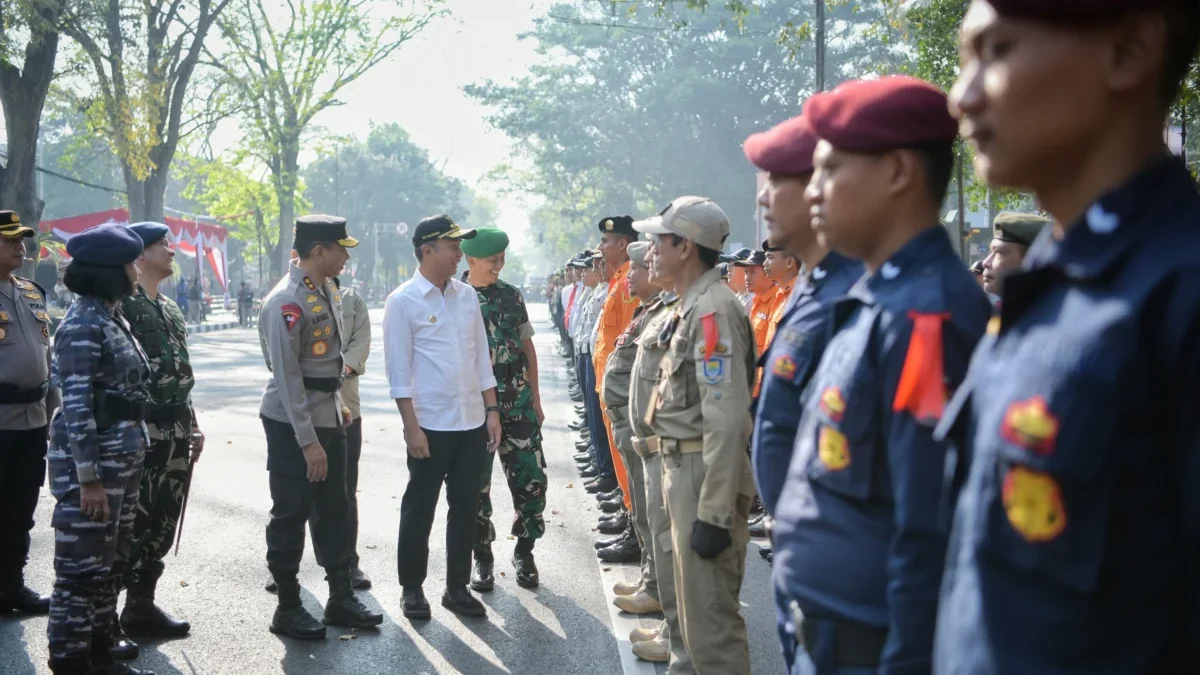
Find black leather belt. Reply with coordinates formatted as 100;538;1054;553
800;617;887;668
146;402;191;425
94;389;150;429
0;381;49;405
303;376;343;393
494;362;527;380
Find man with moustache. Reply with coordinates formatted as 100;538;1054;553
385;215;502;621
979;211;1050;305
741;114;865;666
461;228;547;592
736;250;778;361
115;223;201;653
761;240;800;348
0;211;59;618
935;2;1200;672
259;215;381;639
771;77;990;674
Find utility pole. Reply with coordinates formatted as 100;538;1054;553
334;145;340;215
815;0;827;92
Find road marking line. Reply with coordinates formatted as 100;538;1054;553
598;561;659;675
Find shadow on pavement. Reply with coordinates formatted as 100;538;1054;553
0;615;39;675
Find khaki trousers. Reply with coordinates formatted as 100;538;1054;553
663;452;751;675
613;418;655;598
644;451;695;674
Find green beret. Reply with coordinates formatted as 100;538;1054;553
993;212;1051;247
460;227;509;258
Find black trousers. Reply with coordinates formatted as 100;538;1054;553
0;426;48;587
397;425;489;589
262;416;352;583
346;416;362;568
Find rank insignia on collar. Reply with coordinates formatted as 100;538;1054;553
819;386;846;423
281;303;302;332
818;426;850;470
303;277;317;291
1002;466;1067;543
24;292;41;301
1001;396;1058;456
306;294;318;303
312;340;328;356
334;294;341;302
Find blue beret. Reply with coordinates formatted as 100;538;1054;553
128;221;171;246
460;227;510;258
67;223;144;267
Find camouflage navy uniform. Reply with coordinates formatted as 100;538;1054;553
119;285;196;592
471;278;547;561
47;296;151;666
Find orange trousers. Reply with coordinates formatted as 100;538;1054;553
598;401;632;510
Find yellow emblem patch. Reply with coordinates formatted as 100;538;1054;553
312;305;324;313
1002;466;1067;543
312;340;328;356
312;328;322;338
1001;396;1059;456
333;294;341;302
818;426;850;471
306;294;318;303
35;310;48;321
324;325;332;336
819;387;846;423
987;315;1001;335
0;327;6;340
0;311;8;321
24;292;40;301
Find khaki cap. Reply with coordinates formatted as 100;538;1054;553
627;241;650;268
634;197;729;251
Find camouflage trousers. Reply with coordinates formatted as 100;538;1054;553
47;449;143;660
474;414;547;561
125;419;192;589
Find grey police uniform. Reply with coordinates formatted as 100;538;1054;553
0;275;61;604
257;261;353;585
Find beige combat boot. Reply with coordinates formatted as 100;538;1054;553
614;590;662;614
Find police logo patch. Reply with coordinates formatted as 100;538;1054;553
1001;396;1058;456
281;303;303;332
0;311;8;321
312;305;324;313
1001;466;1067;543
818;426;850;470
819;387;846;423
701;357;726;384
41;325;49;338
312;328;322;338
772;355;797;379
324;325;332;336
306;294;318;303
312;340;328;356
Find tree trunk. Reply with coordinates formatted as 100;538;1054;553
275;139;301;279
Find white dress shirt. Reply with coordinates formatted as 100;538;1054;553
383;269;497;432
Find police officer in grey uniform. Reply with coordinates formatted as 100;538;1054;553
0;210;59;615
258;215;382;639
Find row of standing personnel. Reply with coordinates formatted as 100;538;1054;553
551;0;1200;672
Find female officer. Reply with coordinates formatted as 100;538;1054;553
46;223;154;675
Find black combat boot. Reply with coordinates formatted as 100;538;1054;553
269;580;326;640
91;630;155;675
512;538;539;589
120;574;191;637
46;656;90;675
0;575;50;615
108;616;139;660
322;569;383;629
470;549;495;593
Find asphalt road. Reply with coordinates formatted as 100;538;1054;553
1;303;784;675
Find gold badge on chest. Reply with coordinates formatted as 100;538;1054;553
429;315;437;324
312;340;328;356
0;311;8;321
0;327;6;340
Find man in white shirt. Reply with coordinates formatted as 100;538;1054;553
384;215;502;621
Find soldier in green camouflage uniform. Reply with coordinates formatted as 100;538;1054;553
117;223;198;644
461;228;547;591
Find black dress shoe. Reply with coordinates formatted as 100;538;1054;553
402;587;431;620
574;440;591;451
0;585;49;615
470;559;495;592
513;552;539;589
109;618;139;660
573;452;592;463
569;421;587;431
441;587;486;618
90;631;154;674
598;510;626;525
579;465;600;478
597;514;626;535
265;580;278;593
759;545;774;562
594;531;629;550
599;497;623;513
598;538;641;564
596;487;622;502
585;476;617;494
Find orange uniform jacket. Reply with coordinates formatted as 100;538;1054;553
748;286;778;360
593;260;639;392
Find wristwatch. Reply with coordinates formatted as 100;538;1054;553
486;405;500;414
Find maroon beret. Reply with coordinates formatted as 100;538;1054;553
803;76;958;153
985;0;1181;22
743;115;818;175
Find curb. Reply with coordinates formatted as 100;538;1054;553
186;320;239;335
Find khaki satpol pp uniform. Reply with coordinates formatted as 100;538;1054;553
636;197;756;675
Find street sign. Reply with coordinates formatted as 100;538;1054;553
396;222;409;236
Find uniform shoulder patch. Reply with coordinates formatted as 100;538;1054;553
700;311;719;361
700;355;727;384
281;303;302;332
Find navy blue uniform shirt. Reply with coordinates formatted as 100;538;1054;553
753;250;861;516
934;156;1200;675
773;225;990;675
